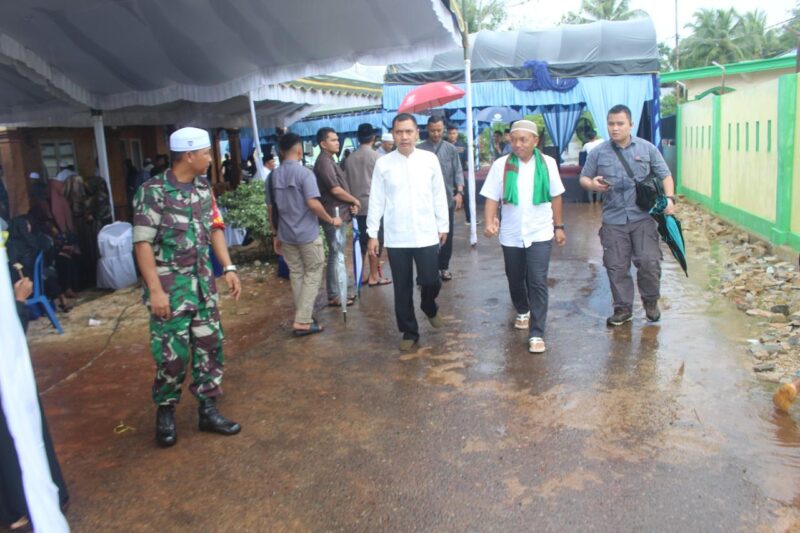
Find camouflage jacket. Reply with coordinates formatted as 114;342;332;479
133;171;219;313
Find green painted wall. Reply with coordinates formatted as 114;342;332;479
678;98;713;199
792;76;800;236
718;78;778;223
677;73;800;252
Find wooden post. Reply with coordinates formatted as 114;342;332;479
0;129;30;217
227;129;242;189
209;128;221;184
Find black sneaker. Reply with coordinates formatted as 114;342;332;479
606;309;633;327
643;301;661;322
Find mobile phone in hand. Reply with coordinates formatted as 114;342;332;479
597;177;611;187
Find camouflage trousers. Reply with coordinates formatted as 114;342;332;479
149;303;224;406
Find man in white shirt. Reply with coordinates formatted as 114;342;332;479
582;130;604;153
367;114;449;352
480;120;566;354
580;130;604;203
261;153;276;182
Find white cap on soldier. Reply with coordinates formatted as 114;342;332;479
169;127;211;152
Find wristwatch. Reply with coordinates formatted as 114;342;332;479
554;224;565;230
223;265;238;273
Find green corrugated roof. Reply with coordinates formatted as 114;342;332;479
281;75;382;97
660;55;796;83
303;105;382;119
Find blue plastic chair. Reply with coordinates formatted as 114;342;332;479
25;252;63;334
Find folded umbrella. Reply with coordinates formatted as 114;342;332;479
334;207;350;322
650;196;688;277
352;217;363;297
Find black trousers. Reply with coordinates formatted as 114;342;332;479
501;240;553;338
387;245;441;341
438;207;455;270
355;215;383;255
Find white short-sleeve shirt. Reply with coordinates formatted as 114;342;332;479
480;153;565;248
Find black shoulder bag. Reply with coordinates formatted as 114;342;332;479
267;174;279;230
610;143;663;212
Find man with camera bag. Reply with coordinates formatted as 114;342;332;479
580;104;676;326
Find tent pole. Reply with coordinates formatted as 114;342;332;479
460;0;477;246
91;110;115;222
465;57;477;246
248;91;266;181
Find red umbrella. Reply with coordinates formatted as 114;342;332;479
397;81;465;114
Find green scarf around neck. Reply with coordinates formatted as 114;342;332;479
502;150;551;206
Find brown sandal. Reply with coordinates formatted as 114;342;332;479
328;296;356;307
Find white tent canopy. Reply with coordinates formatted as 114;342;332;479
0;0;458;221
0;0;459;123
0;82;380;129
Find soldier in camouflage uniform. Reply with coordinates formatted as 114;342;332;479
133;127;242;447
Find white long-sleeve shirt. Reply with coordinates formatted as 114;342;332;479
367;148;449;248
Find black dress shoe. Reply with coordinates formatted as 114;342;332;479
198;398;241;436
156;405;177;447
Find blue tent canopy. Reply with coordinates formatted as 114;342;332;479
448;109;467;121
290;108;384;140
383;75;656;150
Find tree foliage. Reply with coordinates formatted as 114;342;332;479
660;93;677;117
463;0;506;33
662;7;795;70
562;0;646;24
217;180;271;251
778;6;800;52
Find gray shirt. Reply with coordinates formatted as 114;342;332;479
343;146;380;217
418;139;464;208
271;160;322;245
581;135;671;225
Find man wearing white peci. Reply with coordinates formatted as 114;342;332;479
481;120;566;354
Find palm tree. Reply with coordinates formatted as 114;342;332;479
732;10;784;59
680;9;745;67
778;6;800;52
658;42;677;71
562;0;646;24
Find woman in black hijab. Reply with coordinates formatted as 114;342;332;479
6;215;71;312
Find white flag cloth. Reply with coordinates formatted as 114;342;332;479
0;243;69;533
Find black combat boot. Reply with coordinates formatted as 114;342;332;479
156;404;177;447
606;308;633;327
198;398;241;436
643;300;661;322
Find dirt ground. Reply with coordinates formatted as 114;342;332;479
19;201;800;532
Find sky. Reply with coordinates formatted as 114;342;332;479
503;0;798;44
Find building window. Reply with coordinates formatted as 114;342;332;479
120;139;143;170
40;140;76;178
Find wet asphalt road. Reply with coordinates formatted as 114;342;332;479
29;203;800;531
